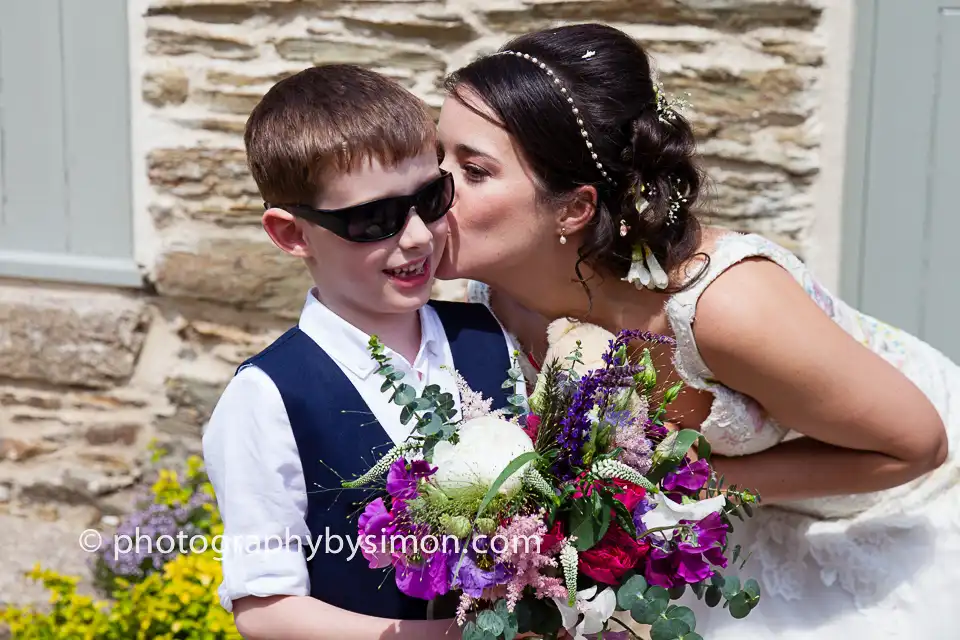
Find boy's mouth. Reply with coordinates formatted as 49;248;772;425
384;257;429;281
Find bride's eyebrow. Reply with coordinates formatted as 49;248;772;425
454;143;498;163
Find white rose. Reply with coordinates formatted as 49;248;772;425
431;416;535;496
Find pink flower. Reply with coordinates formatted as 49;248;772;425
496;514;568;611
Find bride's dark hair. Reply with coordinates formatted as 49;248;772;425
444;23;708;292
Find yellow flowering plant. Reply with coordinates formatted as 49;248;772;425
0;443;238;639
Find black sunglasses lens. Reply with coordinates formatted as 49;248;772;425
342;173;453;241
413;174;453;223
346;201;406;241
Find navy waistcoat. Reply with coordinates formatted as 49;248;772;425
235;300;513;619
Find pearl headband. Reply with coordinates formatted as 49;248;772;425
495;50;616;186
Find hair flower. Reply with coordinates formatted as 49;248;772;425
623;243;668;291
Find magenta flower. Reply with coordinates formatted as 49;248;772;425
642;512;729;588
357;498;395;569
395;549;451;600
386;458;436;502
662;459;710;498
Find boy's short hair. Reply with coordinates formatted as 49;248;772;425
244;64;436;206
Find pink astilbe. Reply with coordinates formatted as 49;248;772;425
496;514;568;611
456;592;473;625
451;370;506;421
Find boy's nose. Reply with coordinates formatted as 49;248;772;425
397;206;433;249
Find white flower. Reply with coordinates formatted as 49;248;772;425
622;243;668;290
552;586;617;640
639;493;727;540
431;416;534;496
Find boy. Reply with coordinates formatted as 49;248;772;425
201;65;523;639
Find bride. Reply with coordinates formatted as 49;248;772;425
434;22;960;639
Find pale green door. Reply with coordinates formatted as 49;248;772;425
842;0;960;362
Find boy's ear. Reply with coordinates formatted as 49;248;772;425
262;208;310;258
556;185;597;236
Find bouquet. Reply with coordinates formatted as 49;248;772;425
342;328;761;640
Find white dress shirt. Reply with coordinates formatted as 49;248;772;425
201;289;524;611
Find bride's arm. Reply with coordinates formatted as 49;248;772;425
691;257;948;503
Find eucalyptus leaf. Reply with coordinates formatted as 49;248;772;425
413;397;434;412
631;598;667;625
664;605;696;631
380;379;393;393
477;610;505;636
616;575;648;610
727;592;752;619
704;585;722;608
720;576;740;600
507;393;526;406
667;584;686;600
419;413;443;436
400;405;415;426
395;384;416;406
690;582;706;599
494;600;519;640
631;586;671;624
743;579;761;600
650;618;691;640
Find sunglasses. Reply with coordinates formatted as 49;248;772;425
266;170;454;243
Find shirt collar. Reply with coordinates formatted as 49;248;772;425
297;289;444;379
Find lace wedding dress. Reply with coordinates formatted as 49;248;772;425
469;231;960;639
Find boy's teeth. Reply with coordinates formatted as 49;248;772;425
389;260;425;276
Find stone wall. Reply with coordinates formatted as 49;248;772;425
0;0;826;605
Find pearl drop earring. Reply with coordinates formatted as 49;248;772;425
559;228;567;245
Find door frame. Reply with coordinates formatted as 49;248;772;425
837;0;879;309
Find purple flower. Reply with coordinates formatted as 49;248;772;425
687;512;729;550
641;512;729;588
386;458;436;502
447;549;513;598
395;550;451;600
662;459;710;498
632;495;658;533
357;498;395;569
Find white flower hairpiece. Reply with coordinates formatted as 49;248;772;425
653;81;691;124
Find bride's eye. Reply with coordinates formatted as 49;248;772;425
462;163;489;183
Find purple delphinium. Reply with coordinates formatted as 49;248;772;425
555;373;602;479
602;330;676;367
